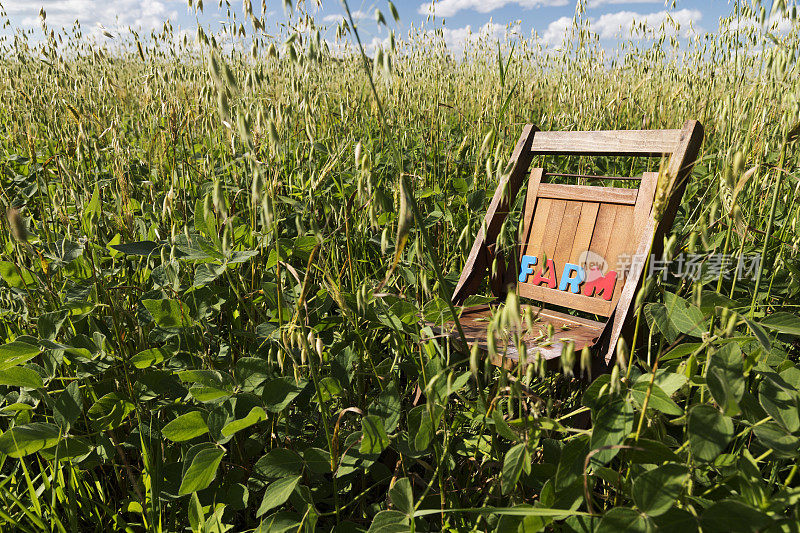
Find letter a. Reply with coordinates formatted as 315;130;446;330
530;259;557;289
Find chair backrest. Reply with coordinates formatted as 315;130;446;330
517;169;657;317
515;124;702;317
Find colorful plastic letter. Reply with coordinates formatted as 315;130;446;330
519;255;538;283
559;263;585;293
582;269;618;300
530;259;557;289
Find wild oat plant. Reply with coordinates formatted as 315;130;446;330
0;0;799;531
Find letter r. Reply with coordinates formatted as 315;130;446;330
559;263;585;293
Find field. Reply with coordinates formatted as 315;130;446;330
1;0;800;531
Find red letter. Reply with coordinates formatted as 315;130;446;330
582;269;617;300
529;259;557;289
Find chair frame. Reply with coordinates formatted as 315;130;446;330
449;120;704;373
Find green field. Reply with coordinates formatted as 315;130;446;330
0;1;799;531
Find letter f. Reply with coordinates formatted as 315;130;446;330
519;255;537;283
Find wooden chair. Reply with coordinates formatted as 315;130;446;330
443;120;704;374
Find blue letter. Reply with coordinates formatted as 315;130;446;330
559;263;585;293
519;255;537;283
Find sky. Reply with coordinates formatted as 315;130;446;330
0;0;764;53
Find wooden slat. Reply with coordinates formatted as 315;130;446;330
518;282;613;316
587;203;618;264
632;172;659;246
522;198;552;259
540;200;567;261
601;204;635;313
569;203;600;266
537;183;638;205
520;168;545;247
530;129;682;156
452;125;538;304
553;201;583;271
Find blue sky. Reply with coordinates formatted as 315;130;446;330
0;1;760;52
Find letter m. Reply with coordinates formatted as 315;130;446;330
582;271;617;301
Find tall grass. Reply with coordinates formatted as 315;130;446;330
0;0;798;531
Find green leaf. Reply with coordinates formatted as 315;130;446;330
360;414;390;455
644;303;680;343
256;476;302;517
188;492;204;532
752;422;800;458
316;376;343;403
631;381;683;416
664;291;706;337
632;463;689;516
82;184;101;231
0;366;43;389
110;241;161;257
303;447;331;474
53;381;83;431
254;449;304;479
626;438;680;464
555;435;590;491
760;312;800;336
582;374;614;410
366;510;410;533
179;447;225;495
699;499;770;532
758;373;800;433
368;381;401;433
652;507;698;531
743;317;771;351
87;392;135;430
222;407;267;437
0;423;61;458
263;377;305;412
143;299;195;329
591;399;634;465
389;477;413;516
596;507;653;533
688;404;733;462
162;411;209;442
408;405;433;452
41;436;92;462
706;343;744;416
292;235;317;262
0;341;41;371
0;261;34;288
130;347;168;369
502;443;529;495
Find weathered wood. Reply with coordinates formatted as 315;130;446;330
531;129;681;156
537;183;638;205
442;121;703;374
440;304;604;369
452;125;538;304
568;203;600;271
518;282;613;316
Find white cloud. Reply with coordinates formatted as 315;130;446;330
418;0;566;18
592;8;702;39
723;13;795;35
322;10;369;25
437;21;510;53
534;8;702;48
539;15;571;47
7;0;180;37
586;0;662;6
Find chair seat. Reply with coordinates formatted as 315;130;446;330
437;305;604;369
